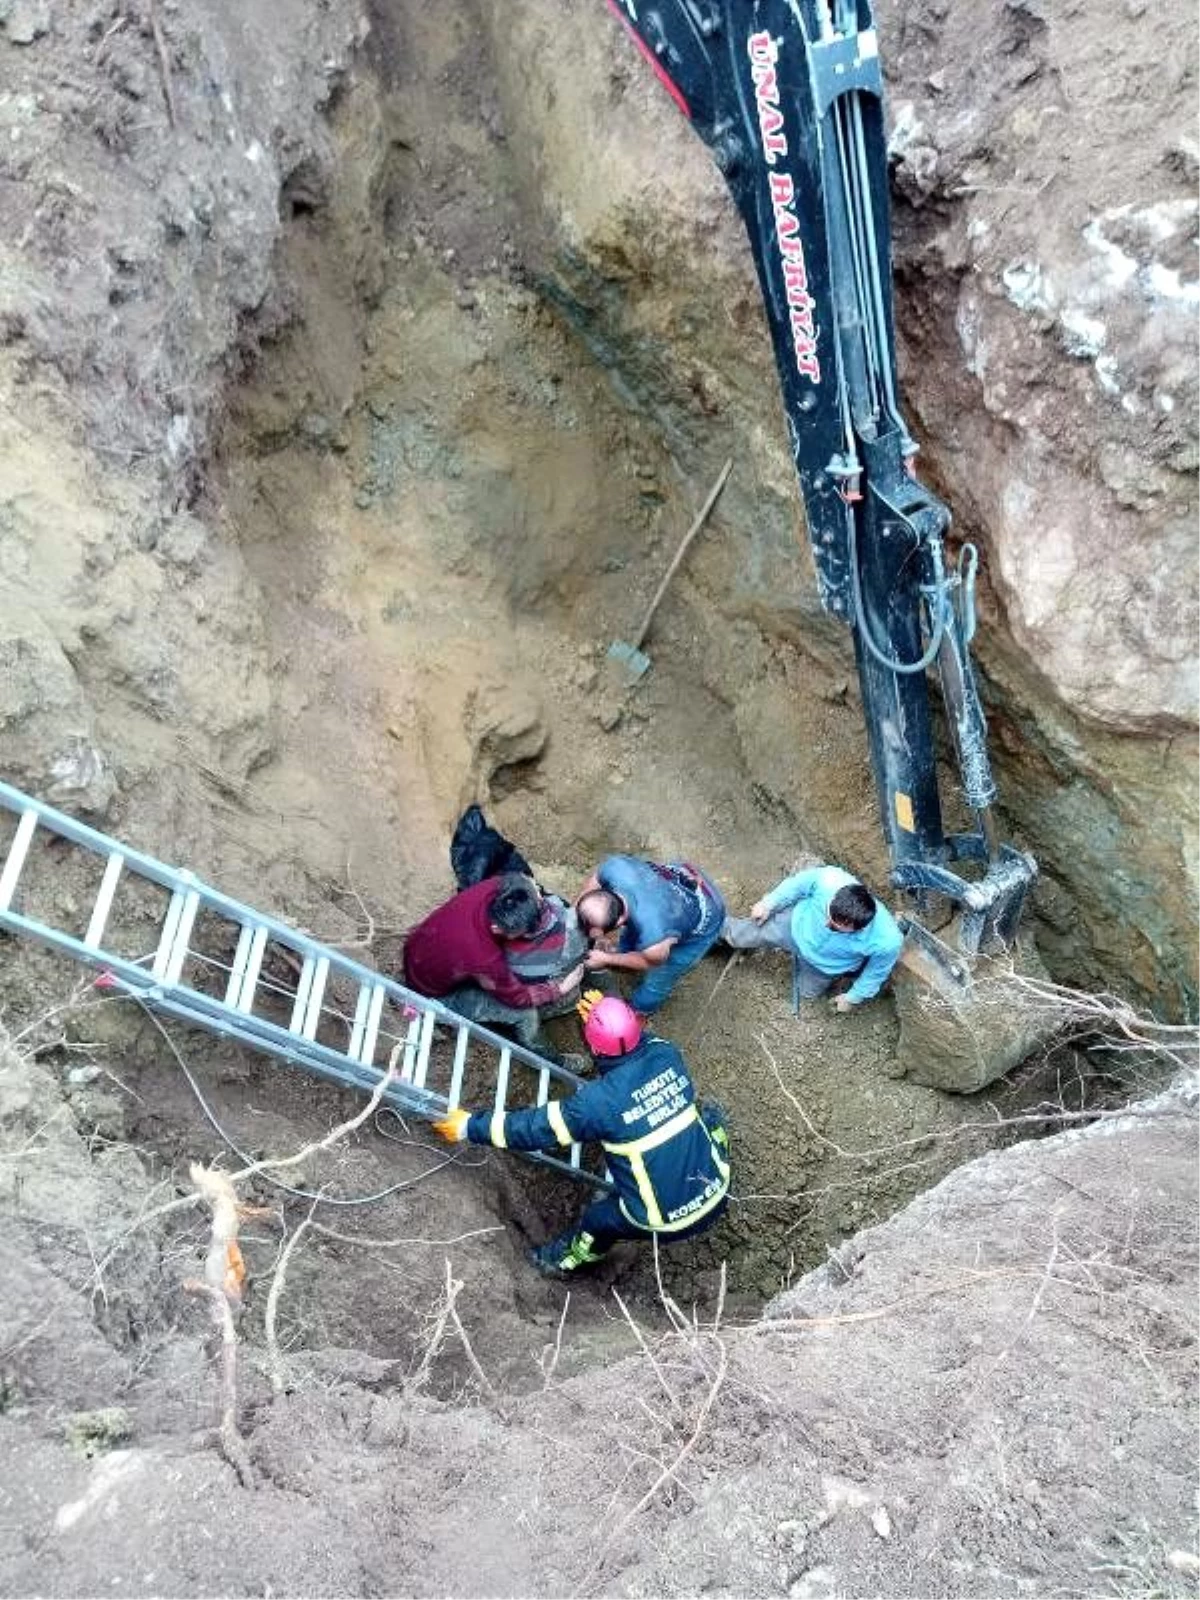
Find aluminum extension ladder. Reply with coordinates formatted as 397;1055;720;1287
0;779;608;1191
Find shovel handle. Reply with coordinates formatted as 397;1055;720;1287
629;457;733;653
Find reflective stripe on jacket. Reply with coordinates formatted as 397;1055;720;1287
465;1034;729;1233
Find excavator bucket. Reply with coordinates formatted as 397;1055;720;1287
892;916;1054;1092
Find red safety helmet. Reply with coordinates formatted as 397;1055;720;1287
583;995;642;1057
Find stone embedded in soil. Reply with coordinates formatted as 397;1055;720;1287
4;1;50;45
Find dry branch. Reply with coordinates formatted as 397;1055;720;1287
184;1165;268;1486
265;1196;320;1395
443;1257;501;1406
926;971;1199;1072
612;1289;682;1417
576;1334;730;1597
539;1290;572;1388
144;0;177;128
229;1059;399;1187
183;1279;254;1485
406;1269;458;1395
178;1062;396;1477
756;1032;1194;1167
312;1221;503;1251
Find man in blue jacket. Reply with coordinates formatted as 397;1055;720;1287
723;863;903;1011
432;994;730;1277
574;855;726;1017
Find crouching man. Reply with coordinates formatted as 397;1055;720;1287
432;994;730;1278
724;862;903;1011
401;873;584;1063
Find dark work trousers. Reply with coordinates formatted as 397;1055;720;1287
573;1190;730;1256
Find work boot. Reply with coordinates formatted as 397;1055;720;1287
529;1229;608;1280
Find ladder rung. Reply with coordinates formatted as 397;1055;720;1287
225;923;254;1005
233;925;268;1013
289;956;318;1034
163;890;201;986
85;853;125;949
300;955;329;1040
447;1026;469;1109
0;809;38;913
493;1048;511;1116
355;983;386;1065
289;956;313;1030
348;983;371;1059
411;1008;435;1089
397;1010;421;1083
153;888;189;981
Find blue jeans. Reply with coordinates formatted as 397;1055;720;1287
629;876;726;1014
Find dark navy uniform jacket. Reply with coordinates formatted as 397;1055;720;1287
466;1033;730;1234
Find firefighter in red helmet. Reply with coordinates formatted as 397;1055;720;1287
433;993;730;1277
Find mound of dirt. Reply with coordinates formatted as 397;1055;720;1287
1;1020;1194;1598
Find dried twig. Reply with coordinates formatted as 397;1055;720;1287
145;0;177;128
443;1258;501;1406
175;1063;395;1478
312;1222;503;1250
686;950;741;1046
404;1261;504;1408
577;1337;730;1596
184;1165;271;1486
539;1290;572;1388
756;1032;1193;1165
86;1060;400;1303
227;1061;398;1186
925;972;1199;1074
183;1280;254;1486
611;1290;682;1416
745;1263;1041;1336
710;1261;728;1339
264;1196;321;1395
650;1234;691;1337
406;1271;458;1396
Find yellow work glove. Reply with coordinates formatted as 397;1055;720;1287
576;988;604;1024
432;1108;471;1143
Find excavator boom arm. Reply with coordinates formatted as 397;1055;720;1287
604;0;1035;952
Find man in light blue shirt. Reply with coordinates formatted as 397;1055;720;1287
723;864;903;1011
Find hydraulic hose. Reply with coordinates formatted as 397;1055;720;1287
847;490;951;675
